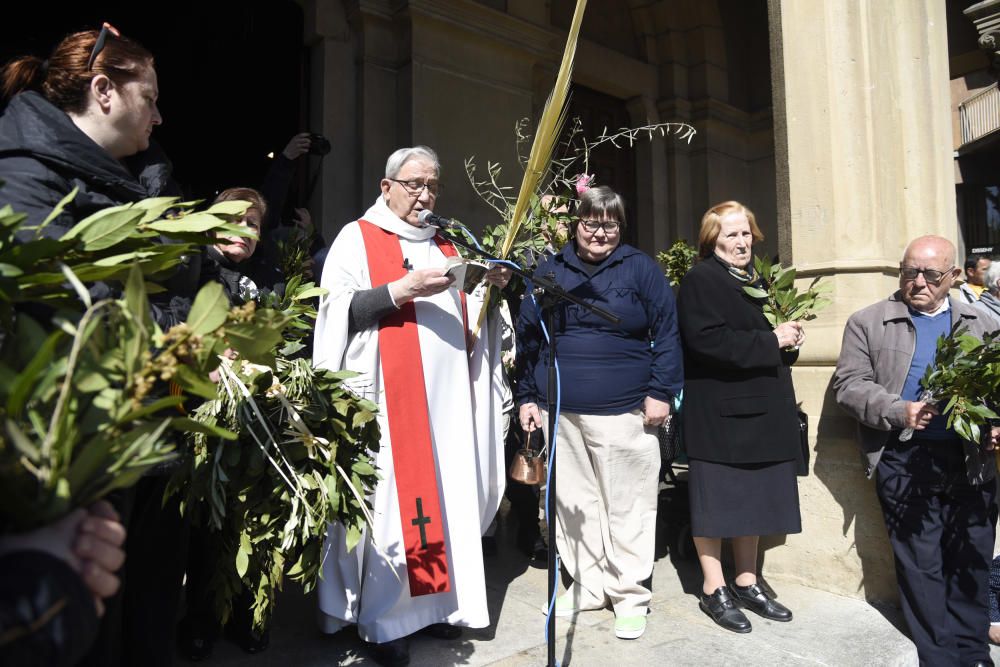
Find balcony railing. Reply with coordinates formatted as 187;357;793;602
960;83;1000;146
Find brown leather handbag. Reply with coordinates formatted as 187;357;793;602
509;429;545;485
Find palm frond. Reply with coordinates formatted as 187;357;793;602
498;0;587;259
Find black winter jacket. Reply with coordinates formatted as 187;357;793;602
0;91;176;239
0;550;98;667
677;255;801;464
0;92;201;328
204;246;285;305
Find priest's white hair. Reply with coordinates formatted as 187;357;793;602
385;145;440;179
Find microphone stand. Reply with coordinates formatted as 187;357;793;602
434;226;619;667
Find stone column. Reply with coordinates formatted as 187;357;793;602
301;0;360;237
765;0;956;603
626;96;670;253
966;0;1000;72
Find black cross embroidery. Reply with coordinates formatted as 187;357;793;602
411;497;432;548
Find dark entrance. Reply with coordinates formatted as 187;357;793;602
567;85;638;246
1;2;306;214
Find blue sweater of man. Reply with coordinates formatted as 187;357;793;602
901;303;953;439
514;242;683;415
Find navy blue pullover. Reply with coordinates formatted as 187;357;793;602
515;242;684;414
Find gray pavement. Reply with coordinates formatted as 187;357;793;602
196;500;999;666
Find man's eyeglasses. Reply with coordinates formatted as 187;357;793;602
579;219;621;234
389;179;440;197
899;266;955;284
87;22;121;72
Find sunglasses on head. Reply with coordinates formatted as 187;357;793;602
87;22;122;71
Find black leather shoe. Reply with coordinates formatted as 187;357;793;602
732;582;793;622
529;537;549;568
368;637;410;667
699;586;752;633
418;622;463;639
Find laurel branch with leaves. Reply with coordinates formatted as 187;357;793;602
656;239;698;287
741;256;832;328
914;327;1000;445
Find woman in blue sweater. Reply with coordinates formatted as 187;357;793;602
515;185;683;640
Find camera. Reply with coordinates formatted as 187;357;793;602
308;133;332;156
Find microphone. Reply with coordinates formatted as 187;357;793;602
417;209;456;230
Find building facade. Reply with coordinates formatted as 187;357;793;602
301;0;970;605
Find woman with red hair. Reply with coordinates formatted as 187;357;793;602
0;24;170;239
0;26;188;667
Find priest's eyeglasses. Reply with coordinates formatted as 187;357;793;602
389;179;441;197
579;219;621;234
899;266;954;284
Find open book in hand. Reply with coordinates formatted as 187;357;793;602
443;256;491;294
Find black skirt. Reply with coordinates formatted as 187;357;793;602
688;458;801;538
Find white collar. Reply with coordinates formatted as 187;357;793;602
360;195;437;241
911;298;951;318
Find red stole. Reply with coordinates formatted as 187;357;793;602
358;220;467;596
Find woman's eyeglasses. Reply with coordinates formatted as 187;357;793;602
579;219;620;234
899;266;954;284
87;22;122;72
389;179;441;197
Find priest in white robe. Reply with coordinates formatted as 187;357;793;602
313;145;509;667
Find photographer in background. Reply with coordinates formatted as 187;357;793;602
260;131;328;232
251;131;328;284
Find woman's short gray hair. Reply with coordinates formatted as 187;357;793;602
574;185;627;233
384;145;440;179
983;258;1000;294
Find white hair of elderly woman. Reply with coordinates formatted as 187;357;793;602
384;145;440;179
983;258;1000;295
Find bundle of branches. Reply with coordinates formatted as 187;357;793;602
275;223;318;284
911;327;1000;445
0;193;262;531
168;279;380;629
0;191;257;320
741;256;831;327
465;117;697;271
656;239;698;287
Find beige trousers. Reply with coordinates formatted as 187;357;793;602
541;408;660;617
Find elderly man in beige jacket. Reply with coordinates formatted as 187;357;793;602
834;235;999;666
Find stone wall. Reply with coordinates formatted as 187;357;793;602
767;0;957;604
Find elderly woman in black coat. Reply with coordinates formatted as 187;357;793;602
677;200;805;634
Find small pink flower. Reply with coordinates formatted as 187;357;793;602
574;173;594;195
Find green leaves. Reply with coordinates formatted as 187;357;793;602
63;207;144;251
656;239;698;286
187;282;229;335
919;328;1000;444
741;256;832;327
0;195;250;329
206;200;251;217
168;355;381;630
0;275;183;531
0;191;380;629
237;533;252;578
